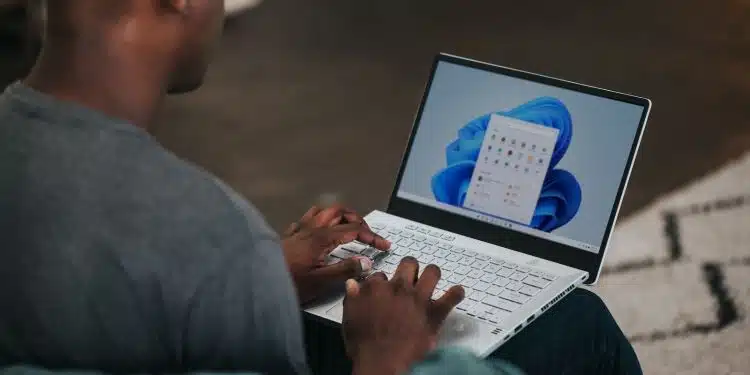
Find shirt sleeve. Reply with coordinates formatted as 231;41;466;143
178;179;309;375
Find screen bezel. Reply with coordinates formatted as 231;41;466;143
386;53;651;284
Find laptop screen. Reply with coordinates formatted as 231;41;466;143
395;60;647;254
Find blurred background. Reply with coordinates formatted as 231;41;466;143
1;0;748;373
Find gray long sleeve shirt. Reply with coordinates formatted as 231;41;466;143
0;83;308;374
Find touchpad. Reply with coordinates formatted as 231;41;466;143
325;302;344;321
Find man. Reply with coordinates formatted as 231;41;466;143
0;1;643;375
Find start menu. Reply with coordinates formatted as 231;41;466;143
463;114;559;225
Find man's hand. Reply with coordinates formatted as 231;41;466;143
282;206;390;305
343;258;465;375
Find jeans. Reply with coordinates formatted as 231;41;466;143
304;289;643;375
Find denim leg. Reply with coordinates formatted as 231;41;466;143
489;289;643;375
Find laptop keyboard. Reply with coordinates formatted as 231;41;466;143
326;222;559;327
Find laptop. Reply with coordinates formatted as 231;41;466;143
305;53;651;357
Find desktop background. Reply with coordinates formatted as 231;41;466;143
398;61;645;247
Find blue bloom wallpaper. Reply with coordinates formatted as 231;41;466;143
431;97;582;232
397;61;644;249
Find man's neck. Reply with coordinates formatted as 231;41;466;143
23;39;168;129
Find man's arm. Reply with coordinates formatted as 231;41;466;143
177;179;309;374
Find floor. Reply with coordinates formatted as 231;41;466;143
2;0;749;230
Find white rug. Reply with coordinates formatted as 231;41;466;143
595;152;750;375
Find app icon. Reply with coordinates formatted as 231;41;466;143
511;139;516;145
501;137;506;143
521;142;526;148
494;159;499;164
504;161;510;167
508;150;513;156
531;144;537;150
491;134;496;140
488;145;493;151
528;155;534;163
478;175;483;181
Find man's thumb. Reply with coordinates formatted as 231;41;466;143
311;256;373;283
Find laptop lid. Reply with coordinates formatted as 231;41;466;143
387;53;651;284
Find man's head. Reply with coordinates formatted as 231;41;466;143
44;0;225;94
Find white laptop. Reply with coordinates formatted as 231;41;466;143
305;53;651;358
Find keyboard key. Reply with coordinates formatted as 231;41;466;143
469;291;486;301
509;272;526;281
434;249;451;258
441;234;455;241
455;265;472;275
468;269;484;279
433;258;447;267
371;223;386;230
442;263;458;271
448;273;465;284
425;238;438;245
331;247;357;259
472;260;489;269
456;299;476;311
493;277;510;287
388;228;402;234
523;276;551;289
476;254;490;261
506;281;523;291
360;247;380;258
481;273;498;283
417;227;429;234
517;266;531;273
489;259;504;266
452;247;466;254
383;264;398;274
474;281;491;292
414;235;427;242
500;290;530;304
486;285;504;296
437;242;453;250
397;238;414;247
482;296;521;312
422;246;438;255
519;285;541;296
483;263;501;273
503;262;518;269
497;268;513;278
405;224;417;230
459;257;474;266
342;242;368;253
419;255;435;264
529;270;543;278
408;242;426;251
436;280;448;290
463;250;478;257
446;253;462;262
400;232;414;238
541;273;558;281
429;231;442;238
393;246;409;256
461;278;478;288
385;255;402;265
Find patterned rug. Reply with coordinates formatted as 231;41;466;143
595;152;750;374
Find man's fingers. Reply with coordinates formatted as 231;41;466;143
353;226;391;251
301;206;323;222
415;264;441;302
345;279;361;298
391;257;419;290
284;206;322;236
313;205;347;227
430;285;465;327
309;256;372;286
